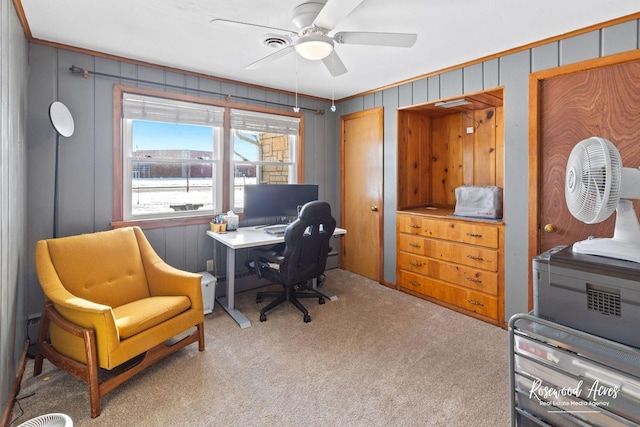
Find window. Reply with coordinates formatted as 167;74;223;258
113;86;303;227
121;92;224;220
230;109;300;212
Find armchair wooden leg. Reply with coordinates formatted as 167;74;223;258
33;302;52;377
197;322;205;351
83;329;101;418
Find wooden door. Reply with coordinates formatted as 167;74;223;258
529;52;640;304
340;108;383;282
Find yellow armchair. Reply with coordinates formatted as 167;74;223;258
34;226;205;418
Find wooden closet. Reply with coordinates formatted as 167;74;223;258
396;88;505;326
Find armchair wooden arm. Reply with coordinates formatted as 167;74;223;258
34;301;101;416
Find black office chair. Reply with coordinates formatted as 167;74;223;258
248;200;336;323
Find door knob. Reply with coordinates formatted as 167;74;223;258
543;223;557;233
371;206;378;212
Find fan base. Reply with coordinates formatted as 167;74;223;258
573;238;640;264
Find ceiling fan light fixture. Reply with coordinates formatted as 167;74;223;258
294;35;334;60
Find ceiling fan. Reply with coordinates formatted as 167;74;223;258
210;0;417;76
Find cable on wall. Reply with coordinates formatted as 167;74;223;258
68;65;325;115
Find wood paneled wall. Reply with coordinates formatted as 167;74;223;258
397;111;431;209
397;103;503;210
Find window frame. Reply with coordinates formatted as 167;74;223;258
112;85;304;229
122;102;224;221
230;109;302;213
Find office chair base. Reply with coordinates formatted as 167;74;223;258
256;286;324;323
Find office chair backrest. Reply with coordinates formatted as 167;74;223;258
280;200;336;285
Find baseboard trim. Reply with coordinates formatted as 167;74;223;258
379;279;396;289
1;339;30;427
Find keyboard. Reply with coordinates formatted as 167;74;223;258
263;224;288;235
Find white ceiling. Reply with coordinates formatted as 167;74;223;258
19;0;640;100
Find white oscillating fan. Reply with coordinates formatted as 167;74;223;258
565;136;640;263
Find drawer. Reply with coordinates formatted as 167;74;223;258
397;233;429;255
514;373;633;427
397;214;499;248
422;279;498;320
514;355;640;425
514;335;640;411
398;234;498;271
397;269;426;294
397;252;498;295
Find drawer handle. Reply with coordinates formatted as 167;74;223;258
465;276;482;283
409;261;423;267
466;233;483;238
409;224;421;229
466;254;484;261
409;280;421;287
409;243;421;248
468;299;485;307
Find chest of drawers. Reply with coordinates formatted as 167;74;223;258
396;210;504;325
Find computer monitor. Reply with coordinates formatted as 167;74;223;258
243;184;319;221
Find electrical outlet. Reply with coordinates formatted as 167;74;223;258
206;259;214;271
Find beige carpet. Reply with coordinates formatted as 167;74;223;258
10;269;510;427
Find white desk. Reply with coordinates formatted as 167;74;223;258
206;226;346;329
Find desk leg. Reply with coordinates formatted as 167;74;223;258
312;277;338;302
216;246;251;329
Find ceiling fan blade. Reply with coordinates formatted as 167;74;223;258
334;31;417;47
245;45;295;70
322;51;348;77
210;18;295;35
313;0;364;30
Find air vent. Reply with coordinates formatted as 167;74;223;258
262;34;290;49
587;283;621;317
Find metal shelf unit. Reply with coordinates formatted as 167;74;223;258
509;313;640;426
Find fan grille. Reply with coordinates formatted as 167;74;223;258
565;137;622;223
17;413;72;427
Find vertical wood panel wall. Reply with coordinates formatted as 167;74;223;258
0;0;29;415
25;45;337;318
336;18;640;320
